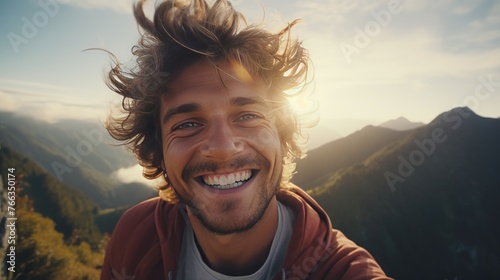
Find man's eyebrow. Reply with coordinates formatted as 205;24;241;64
230;96;267;107
162;103;201;125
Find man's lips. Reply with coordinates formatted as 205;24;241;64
196;169;255;190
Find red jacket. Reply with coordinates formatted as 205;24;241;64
101;186;392;279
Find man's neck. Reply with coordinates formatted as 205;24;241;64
188;197;279;276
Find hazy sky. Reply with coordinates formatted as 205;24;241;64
1;0;500;138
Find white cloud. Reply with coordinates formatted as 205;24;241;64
469;2;500;29
294;0;398;26
21;101;104;124
294;0;358;23
306;21;500;82
301;25;500;123
402;0;427;13
59;0;161;16
0;81;110;123
0;90;21;110
60;0;134;14
447;2;500;49
450;2;477;15
357;33;500;77
490;1;500;15
0;79;78;92
112;164;159;188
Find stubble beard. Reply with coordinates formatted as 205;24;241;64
178;156;282;235
189;179;279;235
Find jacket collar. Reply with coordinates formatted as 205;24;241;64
276;185;335;278
154;184;332;279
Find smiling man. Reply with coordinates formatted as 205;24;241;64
101;0;390;279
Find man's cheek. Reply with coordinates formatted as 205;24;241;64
190;183;217;212
252;128;280;147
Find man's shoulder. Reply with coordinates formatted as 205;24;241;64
109;198;156;245
123;196;161;217
113;196;178;237
104;197;180;267
277;185;391;279
102;197;181;279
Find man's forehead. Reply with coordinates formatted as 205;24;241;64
162;85;269;107
166;59;263;94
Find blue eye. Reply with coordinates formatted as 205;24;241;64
239;114;259;121
173;122;201;131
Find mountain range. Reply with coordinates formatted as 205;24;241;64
1;107;499;279
305;107;500;279
0;111;156;208
293;125;411;190
378;116;425;131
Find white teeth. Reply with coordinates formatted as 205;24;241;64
219;176;227;186
209;181;245;190
202;170;252;190
205;176;213;185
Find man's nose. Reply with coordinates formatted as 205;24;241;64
200;120;244;161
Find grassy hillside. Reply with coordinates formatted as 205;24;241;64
293;125;410;190
0;146;108;279
0;111;156;208
0;147;102;246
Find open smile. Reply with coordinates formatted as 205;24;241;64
196;169;256;190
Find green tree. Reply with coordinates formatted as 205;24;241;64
15;200;102;280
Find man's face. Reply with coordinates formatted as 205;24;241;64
160;59;284;235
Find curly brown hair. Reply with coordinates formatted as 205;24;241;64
105;0;312;203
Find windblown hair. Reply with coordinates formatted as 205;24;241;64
106;0;312;203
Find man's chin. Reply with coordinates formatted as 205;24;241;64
188;192;275;235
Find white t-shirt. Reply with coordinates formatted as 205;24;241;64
176;202;295;280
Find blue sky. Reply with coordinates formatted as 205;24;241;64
1;0;500;139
